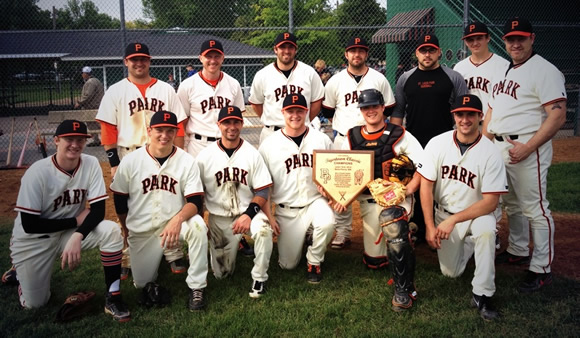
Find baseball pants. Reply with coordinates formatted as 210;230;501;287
128;214;208;290
186;136;215;158
259;126;281;145
10;220;123;308
332;134;353;239
208;213;273;281
495;133;554;273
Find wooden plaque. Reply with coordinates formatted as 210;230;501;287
313;150;374;208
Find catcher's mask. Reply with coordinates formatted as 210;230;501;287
383;155;415;185
358;89;384;108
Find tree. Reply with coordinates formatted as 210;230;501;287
0;0;52;30
336;0;386;61
55;0;120;29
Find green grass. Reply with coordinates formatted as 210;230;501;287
1;218;579;337
546;162;580;213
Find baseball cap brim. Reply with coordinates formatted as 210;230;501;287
150;123;178;128
283;104;307;110
56;132;91;138
218;115;243;123
275;41;297;48
346;44;369;51
462;32;488;39
417;43;440;50
201;48;224;56
126;53;152;59
450;107;482;113
503;31;532;38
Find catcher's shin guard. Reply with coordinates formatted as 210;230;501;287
380;206;416;311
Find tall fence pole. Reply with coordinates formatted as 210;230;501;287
120;0;128;77
288;0;294;33
462;0;470;54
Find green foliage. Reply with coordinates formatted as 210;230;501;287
55;0;120;29
546;162;580;213
0;0;52;30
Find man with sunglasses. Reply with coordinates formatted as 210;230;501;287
419;94;507;321
391;34;467;243
483;18;567;293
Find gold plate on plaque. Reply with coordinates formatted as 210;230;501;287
313;150;374;208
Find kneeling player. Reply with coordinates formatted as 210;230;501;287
419;95;507;321
110;111;209;311
9;120;130;321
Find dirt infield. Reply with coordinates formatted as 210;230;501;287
1;136;579;280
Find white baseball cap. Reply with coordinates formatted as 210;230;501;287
82;66;92;73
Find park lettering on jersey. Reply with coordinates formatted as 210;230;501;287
284;153;313;174
464;76;491;93
441;165;477;189
141;174;178;194
274;85;304;102
52;189;88;211
492;79;520;100
344;91;359;107
128;97;166;115
215;167;249;187
200;96;232;114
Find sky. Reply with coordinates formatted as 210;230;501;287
37;0;146;22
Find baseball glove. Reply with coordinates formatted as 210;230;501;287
55;291;96;322
382;154;415;185
138;282;171;308
367;178;406;207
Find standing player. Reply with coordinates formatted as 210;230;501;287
110;111;209;311
177;39;246;157
322;36;396;250
197;106;274;298
419;95;508;321
332;89;423;311
8;120;130;321
249;32;325;144
96;42;188;277
391;34;467;242
483;18;567;292
257;93;335;283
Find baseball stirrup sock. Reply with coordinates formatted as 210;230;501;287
101;250;122;291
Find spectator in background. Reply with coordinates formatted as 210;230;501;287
167;73;177;92
314;59;331;85
186;64;197;77
75;66;104;146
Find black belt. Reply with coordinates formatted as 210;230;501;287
434;202;454;215
278;204;305;209
193;134;217;142
494;135;518;142
265;125;281;131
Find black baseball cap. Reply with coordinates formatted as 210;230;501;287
417;34;440;50
345;37;369;51
218;106;243;123
358;89;385;108
503;17;533;38
200;39;224;56
451;94;482;114
462;22;489;39
54;120;91;138
125;42;151;59
282;93;308;110
275;32;297;48
150;111;178;128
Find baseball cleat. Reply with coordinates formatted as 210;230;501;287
188;288;206;311
471;293;500;321
104;292;131;322
331;235;351;250
391;293;413;312
518;270;552;293
170;258;187;274
1;265;18;286
307;264;322;284
249;280;266;299
495;251;530;266
120;267;131;281
238;237;254;257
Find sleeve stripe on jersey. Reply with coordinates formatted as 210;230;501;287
542;97;567;106
109;188;129;196
185;192;204;198
418;172;435;182
14;206;41;215
88;194;109;203
482;191;509;195
254;183;273;192
385;102;396;108
311;97;324;104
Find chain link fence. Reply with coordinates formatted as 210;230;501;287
0;0;578;167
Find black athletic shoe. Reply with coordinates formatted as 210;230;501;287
471;293;500;321
188;288;206;311
104;292;131;322
391;292;413;312
249;280;266;299
495;251;530;265
1;265;18;286
518;270;553;293
307;264;322;284
238;237;255;257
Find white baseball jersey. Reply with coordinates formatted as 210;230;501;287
488;54;567;135
177;72;246;138
96;78;187;148
197;139;272;216
110;146;203;234
13;154;108;240
249;61;325;127
258;126;332;206
454;53;509;113
323;68;396;135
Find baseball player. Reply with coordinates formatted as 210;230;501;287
110;111;209;311
197;106;274;298
9;120;130;321
257;93;334;283
391;34;468;243
322;36;396;250
482;18;567;292
419;94;508;321
330;89;423;311
177;39;246;157
96;42;188;278
249;32;325;144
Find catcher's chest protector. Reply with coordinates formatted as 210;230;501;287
349;124;404;179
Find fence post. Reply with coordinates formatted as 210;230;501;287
288;0;294;33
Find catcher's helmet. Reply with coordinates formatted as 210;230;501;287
358;89;384;108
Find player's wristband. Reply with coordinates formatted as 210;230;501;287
243;202;261;220
106;148;120;167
